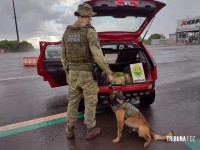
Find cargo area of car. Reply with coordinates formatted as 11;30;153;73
98;44;150;85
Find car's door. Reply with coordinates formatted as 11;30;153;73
37;41;67;88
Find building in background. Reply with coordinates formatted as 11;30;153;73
150;16;200;46
176;16;200;44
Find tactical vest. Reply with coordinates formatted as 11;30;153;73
112;102;139;120
63;25;94;64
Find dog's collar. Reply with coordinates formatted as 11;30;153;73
116;98;125;105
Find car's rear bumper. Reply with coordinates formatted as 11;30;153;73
98;81;155;93
97;82;155;106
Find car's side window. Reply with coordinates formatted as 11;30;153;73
45;45;62;59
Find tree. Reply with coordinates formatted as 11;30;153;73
0;40;35;52
145;33;166;44
142;39;149;45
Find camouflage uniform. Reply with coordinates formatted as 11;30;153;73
61;5;112;131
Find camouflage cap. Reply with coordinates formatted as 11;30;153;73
74;3;97;17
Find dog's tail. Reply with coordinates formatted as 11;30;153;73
151;130;174;141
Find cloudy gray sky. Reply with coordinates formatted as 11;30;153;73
0;0;200;48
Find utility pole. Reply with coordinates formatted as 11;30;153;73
12;0;19;42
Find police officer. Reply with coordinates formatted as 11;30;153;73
61;3;113;140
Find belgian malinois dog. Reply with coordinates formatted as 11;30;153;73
109;86;174;147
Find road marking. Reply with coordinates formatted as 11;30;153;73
0;108;110;138
0;76;40;82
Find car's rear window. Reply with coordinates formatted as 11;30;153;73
92;16;146;32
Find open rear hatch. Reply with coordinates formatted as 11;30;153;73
86;0;166;42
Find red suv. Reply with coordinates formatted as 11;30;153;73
37;0;165;109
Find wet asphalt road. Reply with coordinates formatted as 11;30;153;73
0;45;200;150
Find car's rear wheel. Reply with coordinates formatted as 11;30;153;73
140;91;155;106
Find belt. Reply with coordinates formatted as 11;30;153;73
69;64;94;71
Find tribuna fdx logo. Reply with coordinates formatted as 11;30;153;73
167;136;196;142
181;19;200;26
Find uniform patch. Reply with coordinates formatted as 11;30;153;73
67;34;80;42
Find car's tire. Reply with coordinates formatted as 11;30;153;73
140;91;155;106
78;98;85;112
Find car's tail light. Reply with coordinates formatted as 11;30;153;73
148;83;153;89
148;82;155;89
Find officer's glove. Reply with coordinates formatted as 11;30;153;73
107;74;114;82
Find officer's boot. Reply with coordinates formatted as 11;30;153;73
85;127;101;140
66;126;74;139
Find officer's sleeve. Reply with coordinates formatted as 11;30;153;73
61;34;68;74
87;28;112;76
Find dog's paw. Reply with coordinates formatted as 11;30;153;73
144;143;148;148
112;138;120;144
144;142;150;148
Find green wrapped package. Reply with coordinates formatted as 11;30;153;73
111;72;125;84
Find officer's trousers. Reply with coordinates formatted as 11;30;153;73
66;70;98;129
